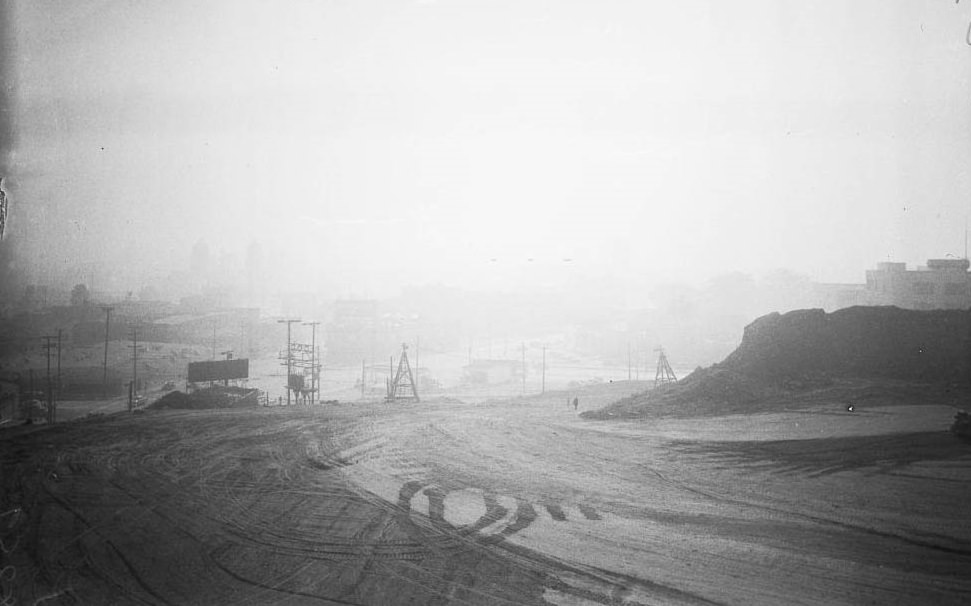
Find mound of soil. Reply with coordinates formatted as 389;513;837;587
150;387;260;410
151;390;190;409
722;306;971;383
586;306;971;420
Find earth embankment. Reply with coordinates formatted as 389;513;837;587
585;306;971;420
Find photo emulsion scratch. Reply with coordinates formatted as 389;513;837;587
1;1;970;604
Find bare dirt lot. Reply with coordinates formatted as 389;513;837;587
2;386;970;605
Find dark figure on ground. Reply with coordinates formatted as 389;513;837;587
573;397;578;412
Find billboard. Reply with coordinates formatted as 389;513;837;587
187;359;249;383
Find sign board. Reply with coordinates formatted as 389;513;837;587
288;374;304;390
187;359;249;383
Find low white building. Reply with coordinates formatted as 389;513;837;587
864;259;971;310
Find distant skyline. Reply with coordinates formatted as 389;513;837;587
2;1;970;297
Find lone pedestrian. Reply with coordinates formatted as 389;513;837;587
573;397;578;412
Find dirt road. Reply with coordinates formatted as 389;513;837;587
2;391;969;605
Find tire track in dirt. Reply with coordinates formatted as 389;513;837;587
207;543;362;606
9;403;968;604
350;472;719;605
41;484;170;605
650;454;971;559
329;406;970;605
321;410;726;605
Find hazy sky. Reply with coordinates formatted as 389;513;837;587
3;0;970;296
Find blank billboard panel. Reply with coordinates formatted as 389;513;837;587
187;359;249;383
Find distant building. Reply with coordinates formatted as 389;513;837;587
864;259;971;310
461;359;521;385
325;299;379;365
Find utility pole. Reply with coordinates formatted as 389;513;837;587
42;335;56;423
361;359;366;400
415;335;420;394
56;329;62;402
212;320;217;360
541;345;546;394
220;350;234;387
627;341;631;381
277;319;301;405
302;321;320;406
129;328;140;412
27;368;34;423
101;306;112;398
521;342;526;395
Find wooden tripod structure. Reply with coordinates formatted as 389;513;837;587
387;343;420;402
654;347;678;388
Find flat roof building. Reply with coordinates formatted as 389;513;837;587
865;258;971;310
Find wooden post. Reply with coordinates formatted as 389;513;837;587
627;341;631;381
131;328;138;407
542;345;546;394
101;306;112;398
521;342;526;395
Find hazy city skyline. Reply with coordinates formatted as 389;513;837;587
2;1;970;298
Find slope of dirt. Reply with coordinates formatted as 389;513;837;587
723;306;971;383
3;396;968;605
149;386;260;410
586;306;971;420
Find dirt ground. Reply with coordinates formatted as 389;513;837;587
1;386;970;605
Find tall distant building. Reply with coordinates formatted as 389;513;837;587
864;259;971;310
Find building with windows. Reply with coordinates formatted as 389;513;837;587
864;259;971;310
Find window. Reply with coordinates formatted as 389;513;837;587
913;282;935;295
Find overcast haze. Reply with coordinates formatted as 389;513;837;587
2;0;970;298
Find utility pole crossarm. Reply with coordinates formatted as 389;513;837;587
302;321;321;405
277;319;302;405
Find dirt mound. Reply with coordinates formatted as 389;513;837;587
584;367;785;419
722;306;971;383
151;390;190;409
150;387;260;410
586;306;971;420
